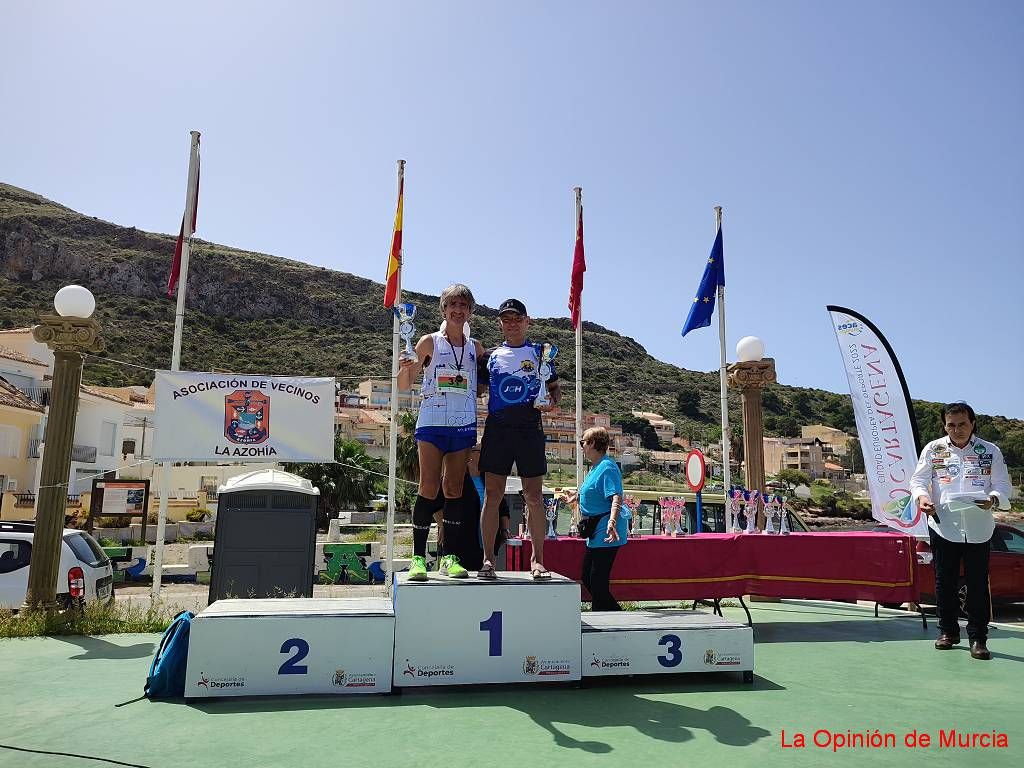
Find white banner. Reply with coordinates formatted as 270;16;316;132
827;307;927;536
153;371;334;462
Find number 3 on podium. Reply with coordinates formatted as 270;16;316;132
657;634;682;668
479;611;502;657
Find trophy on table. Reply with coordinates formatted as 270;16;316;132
778;495;791;535
744;490;760;534
624;495;641;538
764;494;778;534
395;303;419;363
533;342;558;408
544;497;558;539
728;488;744;533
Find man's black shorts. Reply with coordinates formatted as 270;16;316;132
479;419;547;478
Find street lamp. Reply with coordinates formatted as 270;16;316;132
23;286;103;611
727;336;777;528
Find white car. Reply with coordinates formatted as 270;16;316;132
0;521;114;610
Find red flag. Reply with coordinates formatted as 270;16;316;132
383;176;404;308
568;205;586;328
166;154;200;298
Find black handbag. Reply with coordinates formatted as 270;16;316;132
577;512;609;539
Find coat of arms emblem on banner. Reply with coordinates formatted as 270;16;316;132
224;390;270;444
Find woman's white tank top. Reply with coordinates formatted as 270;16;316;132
416;332;478;429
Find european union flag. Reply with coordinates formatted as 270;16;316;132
680;226;725;337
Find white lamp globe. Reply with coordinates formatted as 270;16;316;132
53;285;96;319
736;336;765;363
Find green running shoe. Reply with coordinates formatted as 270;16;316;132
439;554;468;579
407;555;428;581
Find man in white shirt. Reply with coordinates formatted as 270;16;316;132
910;402;1012;660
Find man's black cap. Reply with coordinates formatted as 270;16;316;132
498;298;527;316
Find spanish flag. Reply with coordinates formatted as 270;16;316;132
383;175;404;308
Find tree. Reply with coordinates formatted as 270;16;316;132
676;383;703;419
775;469;811;494
614;415;660;450
790;390;812;417
396;410;419;482
846;438;865;474
284;436;385;519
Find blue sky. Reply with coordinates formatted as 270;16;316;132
3;1;1022;419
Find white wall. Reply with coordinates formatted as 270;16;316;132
69;395;124;494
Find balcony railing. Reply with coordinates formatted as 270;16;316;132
27;441;98;462
71;444;97;463
13;384;51;407
11;493;81;508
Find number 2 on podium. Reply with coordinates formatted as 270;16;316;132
279;638;310;675
479;611;503;656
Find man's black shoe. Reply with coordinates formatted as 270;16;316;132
934;634;960;650
970;641;992;660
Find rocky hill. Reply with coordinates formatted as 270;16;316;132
2;182;1022;468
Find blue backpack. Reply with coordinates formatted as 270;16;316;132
145;610;194;699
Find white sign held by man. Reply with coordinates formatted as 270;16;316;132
153;371;334;462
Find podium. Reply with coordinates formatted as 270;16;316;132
582;610;754;682
185;598;394;698
393;571;582;686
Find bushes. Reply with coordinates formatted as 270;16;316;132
185;508;212;522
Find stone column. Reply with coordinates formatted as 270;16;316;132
23;315;102;611
727;359;777;526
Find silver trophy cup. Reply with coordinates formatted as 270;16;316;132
396;303;418;363
533;342;558;408
779;496;791;535
744;491;759;534
544;498;558;539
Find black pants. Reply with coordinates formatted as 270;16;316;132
930;529;992;641
581;546;622;612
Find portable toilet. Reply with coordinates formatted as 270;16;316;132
209;469;320;603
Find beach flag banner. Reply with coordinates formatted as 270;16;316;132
826;306;926;536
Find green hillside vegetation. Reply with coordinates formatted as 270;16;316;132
2;182;1022;472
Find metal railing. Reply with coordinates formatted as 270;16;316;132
13;493;36;508
70;444;97;463
66;495;82;507
12;384;51;407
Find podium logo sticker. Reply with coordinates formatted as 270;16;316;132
703;649;741;667
403;660;455;679
523;656;571;676
590;654;630;670
338;671;377;688
196;673;245;689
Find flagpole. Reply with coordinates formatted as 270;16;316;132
715;205;731;496
152;130;200;600
385;159;405;598
573;187;584;491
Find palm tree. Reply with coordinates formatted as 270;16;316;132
285;436;385;516
396;410;419;483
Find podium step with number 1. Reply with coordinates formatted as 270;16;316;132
393;571;582;686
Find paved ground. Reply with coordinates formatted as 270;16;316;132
1;600;1022;768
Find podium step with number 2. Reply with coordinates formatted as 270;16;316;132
393;571;582;686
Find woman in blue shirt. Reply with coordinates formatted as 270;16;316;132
573;427;628;611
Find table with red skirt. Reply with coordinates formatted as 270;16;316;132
506;532;921;624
